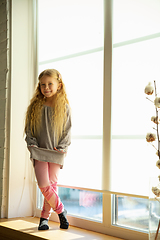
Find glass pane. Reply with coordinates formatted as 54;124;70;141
112;38;160;136
58;187;102;222
37;187;103;222
39;52;103;189
37;186;44;210
113;195;149;231
111;139;157;196
38;0;103;189
111;37;160;196
113;0;160;43
38;0;104;62
58;138;102;189
39;51;104;136
149;199;160;240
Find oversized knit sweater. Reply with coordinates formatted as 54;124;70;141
25;105;71;168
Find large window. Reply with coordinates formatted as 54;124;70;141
38;0;104;190
36;0;160;239
111;0;160;196
111;0;160;234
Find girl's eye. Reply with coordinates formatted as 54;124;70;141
49;83;52;85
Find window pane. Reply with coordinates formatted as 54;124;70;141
37;187;102;222
113;0;160;43
149;197;160;239
38;0;104;62
111;0;160;196
39;51;103;189
113;195;149;231
58;187;102;222
111;139;157;196
112;24;160;195
112;38;160;136
58;139;102;189
39;51;104;137
38;0;103;189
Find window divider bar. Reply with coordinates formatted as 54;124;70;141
113;32;160;48
39;47;103;65
39;32;160;67
57;184;148;199
71;135;145;139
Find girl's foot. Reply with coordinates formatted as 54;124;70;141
38;218;49;230
58;209;69;229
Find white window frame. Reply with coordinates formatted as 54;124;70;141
33;1;150;240
7;0;149;238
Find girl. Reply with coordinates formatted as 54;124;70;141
24;69;71;230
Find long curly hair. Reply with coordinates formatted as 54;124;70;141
24;69;69;144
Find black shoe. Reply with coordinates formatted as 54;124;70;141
38;218;49;230
58;209;69;229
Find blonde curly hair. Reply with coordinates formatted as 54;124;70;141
24;69;69;144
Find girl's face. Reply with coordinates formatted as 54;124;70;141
40;75;61;99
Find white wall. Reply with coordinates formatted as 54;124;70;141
7;0;36;218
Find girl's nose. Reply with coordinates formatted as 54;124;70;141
45;84;49;89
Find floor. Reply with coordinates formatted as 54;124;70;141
0;217;125;240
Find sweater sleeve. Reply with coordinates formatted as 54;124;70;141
56;106;71;151
25;127;39;147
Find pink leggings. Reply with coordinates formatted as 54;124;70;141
34;160;64;219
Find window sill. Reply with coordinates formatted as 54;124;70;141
0;217;124;240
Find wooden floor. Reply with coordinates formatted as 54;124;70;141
0;217;124;240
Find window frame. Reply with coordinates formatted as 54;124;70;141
34;0;150;239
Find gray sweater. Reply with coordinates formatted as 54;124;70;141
25;105;71;168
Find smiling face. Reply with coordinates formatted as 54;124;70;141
40;75;61;99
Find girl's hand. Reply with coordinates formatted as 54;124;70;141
54;147;66;154
29;145;38;148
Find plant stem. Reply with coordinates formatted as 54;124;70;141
155;220;160;240
150;143;158;151
154;80;160;159
146;97;154;103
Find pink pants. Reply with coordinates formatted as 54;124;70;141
34;160;64;219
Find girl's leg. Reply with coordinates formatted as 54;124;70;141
48;162;69;229
40;181;59;222
48;162;64;213
34;160;63;216
34;160;69;229
40;162;64;218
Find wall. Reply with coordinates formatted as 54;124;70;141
0;0;10;218
0;0;37;218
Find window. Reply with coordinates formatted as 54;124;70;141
111;0;160;197
37;187;103;222
113;195;149;231
38;0;104;190
36;0;160;239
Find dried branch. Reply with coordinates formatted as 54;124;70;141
146;97;154;103
154;80;160;159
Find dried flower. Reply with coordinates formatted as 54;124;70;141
152;186;160;197
154;97;160;108
156;151;160;157
151;116;159;124
156;160;160;169
144;82;154;95
146;133;156;142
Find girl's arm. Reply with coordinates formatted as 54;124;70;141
56;107;72;153
25;128;39;147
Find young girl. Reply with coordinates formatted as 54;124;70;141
24;69;71;230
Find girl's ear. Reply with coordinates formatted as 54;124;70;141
58;83;62;90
